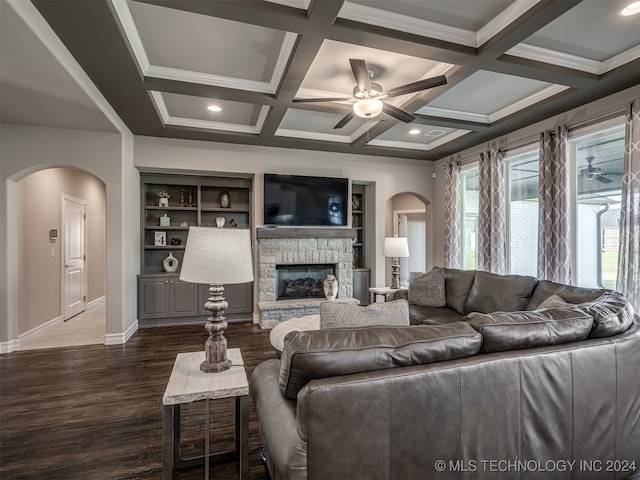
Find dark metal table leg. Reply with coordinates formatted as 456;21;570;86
162;404;176;480
239;395;249;480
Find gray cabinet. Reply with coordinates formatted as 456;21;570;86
353;268;371;306
138;275;199;319
199;283;253;317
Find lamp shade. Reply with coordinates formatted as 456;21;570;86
180;227;254;284
384;237;409;258
353;98;384;118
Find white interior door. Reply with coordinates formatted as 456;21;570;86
63;195;86;320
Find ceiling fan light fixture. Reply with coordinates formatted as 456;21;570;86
353;98;383;118
621;1;640;15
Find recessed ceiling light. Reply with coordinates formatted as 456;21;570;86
409;129;421;135
621;1;640;15
207;105;222;112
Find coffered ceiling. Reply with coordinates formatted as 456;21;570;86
27;0;640;160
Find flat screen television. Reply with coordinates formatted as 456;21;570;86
263;174;349;226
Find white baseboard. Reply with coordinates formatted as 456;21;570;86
0;315;63;354
19;315;63;344
87;295;106;308
104;319;138;345
0;339;19;354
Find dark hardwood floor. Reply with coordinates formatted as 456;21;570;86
0;322;278;480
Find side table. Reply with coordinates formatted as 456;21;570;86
369;286;407;303
162;348;249;480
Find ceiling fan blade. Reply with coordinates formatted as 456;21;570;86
333;111;356;129
385;75;447;97
293;97;352;103
350;59;371;94
596;175;613;184
382;104;415;123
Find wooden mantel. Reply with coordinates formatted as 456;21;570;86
256;227;356;239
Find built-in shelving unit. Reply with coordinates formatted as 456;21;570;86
352;183;370;305
138;173;253;325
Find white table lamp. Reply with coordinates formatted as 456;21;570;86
384;237;409;289
180;227;253;373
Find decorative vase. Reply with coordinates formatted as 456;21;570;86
220;190;231;208
160;214;170;227
159;197;169;207
163;252;179;273
216;216;225;228
323;274;338;300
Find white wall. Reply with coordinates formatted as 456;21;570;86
134;136;437;291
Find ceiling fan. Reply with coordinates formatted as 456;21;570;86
293;59;447;129
579;155;613;184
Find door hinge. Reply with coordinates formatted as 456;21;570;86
84;213;87;220
83;254;86;261
83;295;86;302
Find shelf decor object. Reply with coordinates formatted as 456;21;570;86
384;236;409;289
163;252;179;273
180;227;254;373
219;190;230;208
158;190;171;207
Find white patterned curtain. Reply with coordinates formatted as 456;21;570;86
538;126;570;283
443;159;462;269
617;98;640;311
477;149;506;274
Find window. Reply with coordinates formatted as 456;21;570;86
507;151;539;277
457;119;625;289
571;125;624;289
462;168;479;270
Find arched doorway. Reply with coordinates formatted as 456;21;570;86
16;167;106;349
386;192;431;287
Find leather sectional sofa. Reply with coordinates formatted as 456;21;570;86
250;269;639;480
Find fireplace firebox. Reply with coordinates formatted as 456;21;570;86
276;264;335;300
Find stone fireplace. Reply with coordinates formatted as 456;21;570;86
257;227;357;328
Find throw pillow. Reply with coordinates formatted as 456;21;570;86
537;294;571;309
408;269;446;307
319;299;409;329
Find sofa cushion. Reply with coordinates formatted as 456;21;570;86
408;269;446;307
319;299;409;329
537;294;571;309
464;271;537;314
278;323;482;399
443;268;476;314
465;308;594;353
527;280;608;310
578;292;635;339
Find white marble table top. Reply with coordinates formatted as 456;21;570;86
162;348;248;406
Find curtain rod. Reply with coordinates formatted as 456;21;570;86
449;106;627;167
